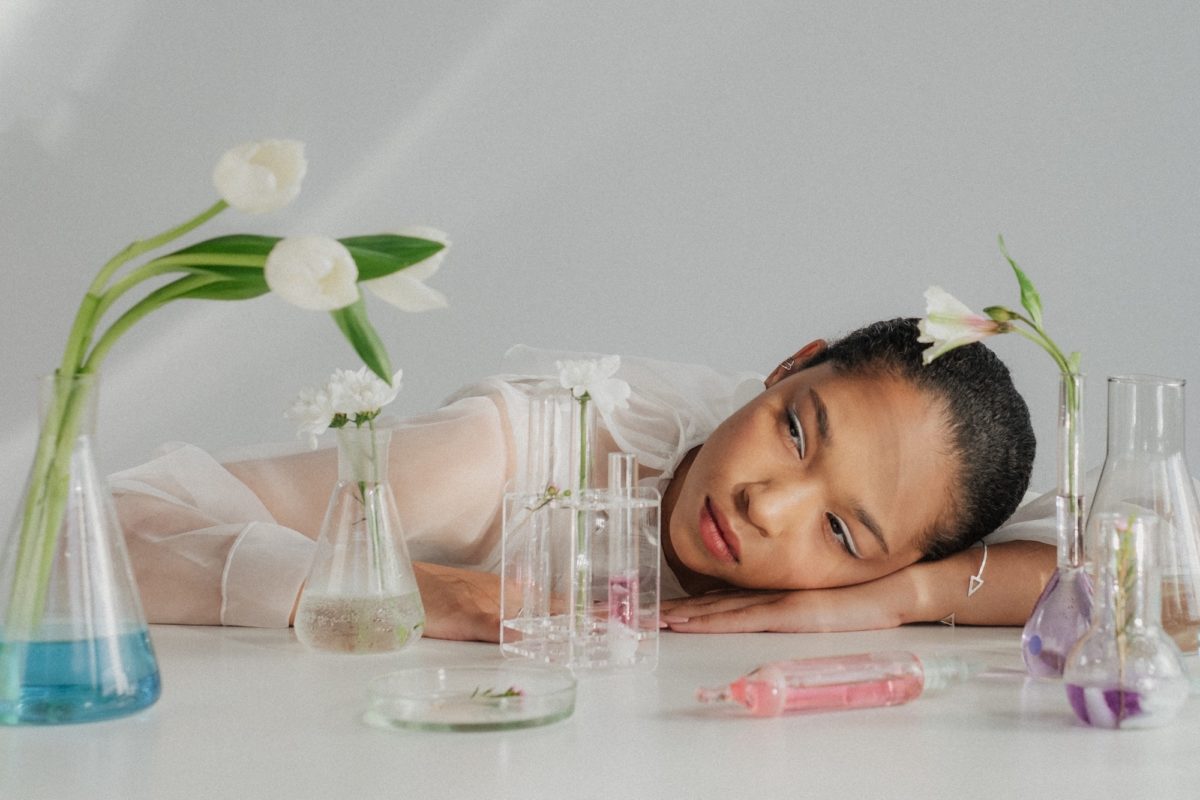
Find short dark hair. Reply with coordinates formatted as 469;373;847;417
804;317;1035;559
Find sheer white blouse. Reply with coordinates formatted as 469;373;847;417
110;347;1056;628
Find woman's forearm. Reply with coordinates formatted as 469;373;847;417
902;540;1056;626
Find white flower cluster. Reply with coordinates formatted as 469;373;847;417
556;355;631;415
286;366;403;448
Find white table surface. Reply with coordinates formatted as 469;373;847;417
3;624;1199;800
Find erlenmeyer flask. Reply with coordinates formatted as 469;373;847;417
294;424;425;654
1086;375;1200;654
1;373;161;724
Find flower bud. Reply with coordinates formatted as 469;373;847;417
265;236;358;310
213;139;307;214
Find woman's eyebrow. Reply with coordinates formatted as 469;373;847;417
810;387;890;556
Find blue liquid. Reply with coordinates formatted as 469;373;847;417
0;629;161;725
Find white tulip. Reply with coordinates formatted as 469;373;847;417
213;139;307;214
363;225;450;312
264;236;359;311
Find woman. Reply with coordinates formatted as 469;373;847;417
112;318;1056;641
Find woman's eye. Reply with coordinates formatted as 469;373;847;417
827;512;859;558
786;407;806;459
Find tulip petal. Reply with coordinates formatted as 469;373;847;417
365;271;448;312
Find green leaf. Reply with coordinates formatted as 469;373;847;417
330;296;393;382
168;234;282;257
341;234;444;281
174;276;270;301
997;235;1043;328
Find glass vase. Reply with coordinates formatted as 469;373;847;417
1064;512;1188;729
1022;373;1093;678
0;373;161;725
294;425;425;654
1086;375;1200;654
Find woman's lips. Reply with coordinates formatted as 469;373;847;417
699;497;740;563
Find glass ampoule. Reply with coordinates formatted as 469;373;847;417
697;651;976;717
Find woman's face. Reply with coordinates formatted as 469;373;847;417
664;361;956;592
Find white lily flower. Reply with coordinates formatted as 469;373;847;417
285;385;336;449
265;236;359;311
329;366;403;416
556;355;631;414
917;286;1007;365
212;139;307;214
363;225;450;312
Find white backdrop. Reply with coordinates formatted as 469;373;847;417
2;1;1199;536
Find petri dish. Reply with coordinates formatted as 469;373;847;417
365;664;576;732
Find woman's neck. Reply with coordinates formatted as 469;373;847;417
662;445;733;596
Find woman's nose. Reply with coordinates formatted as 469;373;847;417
743;478;814;539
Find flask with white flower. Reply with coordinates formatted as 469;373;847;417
288;367;425;654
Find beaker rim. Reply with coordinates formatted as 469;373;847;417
1107;374;1186;387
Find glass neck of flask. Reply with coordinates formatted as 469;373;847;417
1057;373;1085;568
1105;375;1186;460
1093;512;1161;631
337;425;391;484
38;372;99;437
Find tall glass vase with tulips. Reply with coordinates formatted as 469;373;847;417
0;139;450;724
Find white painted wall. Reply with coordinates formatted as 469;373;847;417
3;1;1198;531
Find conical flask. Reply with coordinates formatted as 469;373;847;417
294;424;425;654
1064;512;1188;729
1086;375;1200;654
0;373;161;724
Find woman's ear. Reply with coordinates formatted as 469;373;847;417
764;339;828;388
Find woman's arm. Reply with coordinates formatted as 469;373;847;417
659;540;1056;633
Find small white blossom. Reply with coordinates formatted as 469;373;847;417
363;225;450;312
212;139;307;214
917;286;1007;365
329;366;403;416
265;236;359;311
285;386;336;449
556;355;631;414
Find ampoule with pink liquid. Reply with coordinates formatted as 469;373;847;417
696;651;977;716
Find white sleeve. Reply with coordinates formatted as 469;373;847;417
110;443;315;628
111;394;512;627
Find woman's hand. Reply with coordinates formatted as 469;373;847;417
660;570;915;634
412;561;502;642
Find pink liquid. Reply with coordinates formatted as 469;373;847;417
698;652;937;716
729;671;924;716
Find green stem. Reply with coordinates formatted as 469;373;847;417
1010;321;1074;377
574;394;591;636
83;274;223;373
93;253;264;321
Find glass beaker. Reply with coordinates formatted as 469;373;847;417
294;424;425;654
1086;375;1200;654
